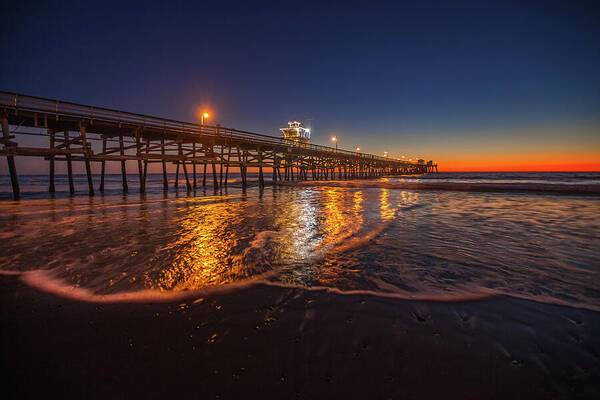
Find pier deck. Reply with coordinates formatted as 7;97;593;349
0;91;437;199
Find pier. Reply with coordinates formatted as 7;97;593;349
0;91;437;199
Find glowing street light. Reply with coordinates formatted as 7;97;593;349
331;135;338;150
384;151;388;157
356;147;361;152
201;112;210;125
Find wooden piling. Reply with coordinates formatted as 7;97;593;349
192;142;197;189
1;113;19;199
212;162;218;190
258;149;264;187
142;138;149;190
79;122;94;195
161;138;168;190
49;129;56;193
99;135;106;192
135;129;144;193
178;143;192;191
119;135;128;192
219;145;224;187
64;129;75;194
224;145;231;186
272;156;278;182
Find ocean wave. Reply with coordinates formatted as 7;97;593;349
276;180;600;194
2;179;598;314
12;268;501;305
11;269;600;313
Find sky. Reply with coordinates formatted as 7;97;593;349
1;0;599;172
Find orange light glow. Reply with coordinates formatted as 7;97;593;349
434;151;600;172
196;107;213;123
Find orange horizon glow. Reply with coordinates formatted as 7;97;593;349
439;164;600;172
434;153;600;172
436;160;600;172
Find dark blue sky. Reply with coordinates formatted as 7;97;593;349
2;0;599;170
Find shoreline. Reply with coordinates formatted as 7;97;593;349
10;268;600;314
2;274;599;399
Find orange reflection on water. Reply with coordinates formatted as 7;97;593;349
141;188;406;292
380;188;396;220
353;190;363;213
322;189;346;244
400;190;420;208
155;201;246;290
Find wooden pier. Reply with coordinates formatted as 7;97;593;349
0;91;437;199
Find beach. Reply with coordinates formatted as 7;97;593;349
2;273;600;399
4;1;600;397
1;173;600;399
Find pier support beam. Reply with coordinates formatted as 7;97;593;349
192;142;197;189
64;129;75;194
161;138;168;190
99;135;106;192
135;129;145;193
212;161;218;190
178;143;192;192
1;113;19;200
142;138;149;190
272;157;278;182
119;135;128;192
258;149;264;187
219;145;224;187
79;122;94;196
49;129;56;193
224;145;231;186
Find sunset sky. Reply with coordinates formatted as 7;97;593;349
2;0;599;173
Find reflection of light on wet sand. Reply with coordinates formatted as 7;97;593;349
322;189;346;244
270;188;373;286
0;187;421;295
353;190;363;213
155;202;247;290
288;190;319;260
272;189;320;262
137;188;378;292
380;189;396;220
400;190;420;209
4;185;600;313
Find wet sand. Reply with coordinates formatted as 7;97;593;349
2;275;599;399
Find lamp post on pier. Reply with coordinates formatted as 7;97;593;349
331;135;338;151
201;112;209;126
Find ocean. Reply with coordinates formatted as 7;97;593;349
1;172;599;311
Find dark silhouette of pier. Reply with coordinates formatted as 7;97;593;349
0;91;437;199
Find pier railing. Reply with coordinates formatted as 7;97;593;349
0;91;405;163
